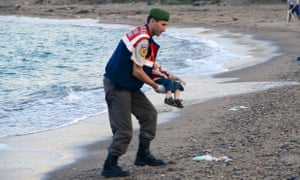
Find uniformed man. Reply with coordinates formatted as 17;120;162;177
101;8;170;177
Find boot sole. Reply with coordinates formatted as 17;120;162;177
101;170;130;177
135;161;165;166
134;162;146;166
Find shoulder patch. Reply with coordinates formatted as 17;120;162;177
139;44;148;57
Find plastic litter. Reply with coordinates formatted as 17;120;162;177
297;56;300;61
192;154;232;162
228;105;248;111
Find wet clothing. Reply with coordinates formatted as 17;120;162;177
154;78;184;93
152;67;184;93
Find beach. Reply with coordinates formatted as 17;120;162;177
0;1;300;179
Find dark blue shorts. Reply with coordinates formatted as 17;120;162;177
290;5;300;16
154;78;184;93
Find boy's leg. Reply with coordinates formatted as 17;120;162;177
173;81;184;108
173;91;184;108
174;89;181;100
164;93;175;105
155;79;175;104
173;81;184;99
166;90;172;99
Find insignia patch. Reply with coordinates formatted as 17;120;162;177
139;44;148;57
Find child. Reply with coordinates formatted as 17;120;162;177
152;62;186;108
287;0;300;22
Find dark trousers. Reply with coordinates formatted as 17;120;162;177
154;78;184;92
103;77;157;156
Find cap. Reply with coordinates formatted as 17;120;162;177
149;8;170;21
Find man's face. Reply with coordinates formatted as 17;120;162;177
149;19;168;37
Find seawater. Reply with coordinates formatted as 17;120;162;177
0;16;240;138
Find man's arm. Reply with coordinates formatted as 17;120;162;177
131;39;158;89
132;63;159;89
131;39;164;92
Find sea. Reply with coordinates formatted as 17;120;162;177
0;16;252;138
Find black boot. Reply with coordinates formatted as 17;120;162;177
134;140;165;166
101;153;130;177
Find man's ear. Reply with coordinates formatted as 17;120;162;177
149;18;157;24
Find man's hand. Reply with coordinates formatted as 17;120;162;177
155;85;166;93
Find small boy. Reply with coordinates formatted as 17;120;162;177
152;62;186;108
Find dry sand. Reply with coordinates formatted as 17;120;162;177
1;1;300;179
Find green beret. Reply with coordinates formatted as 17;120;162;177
149;8;170;21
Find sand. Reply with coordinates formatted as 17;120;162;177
0;1;300;179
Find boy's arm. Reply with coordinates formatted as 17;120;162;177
152;69;168;78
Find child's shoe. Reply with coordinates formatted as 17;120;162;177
164;97;174;106
174;99;184;108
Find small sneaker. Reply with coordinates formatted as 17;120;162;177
164;97;174;106
174;99;184;108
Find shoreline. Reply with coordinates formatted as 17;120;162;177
1;2;300;179
0;17;282;140
1;21;290;179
